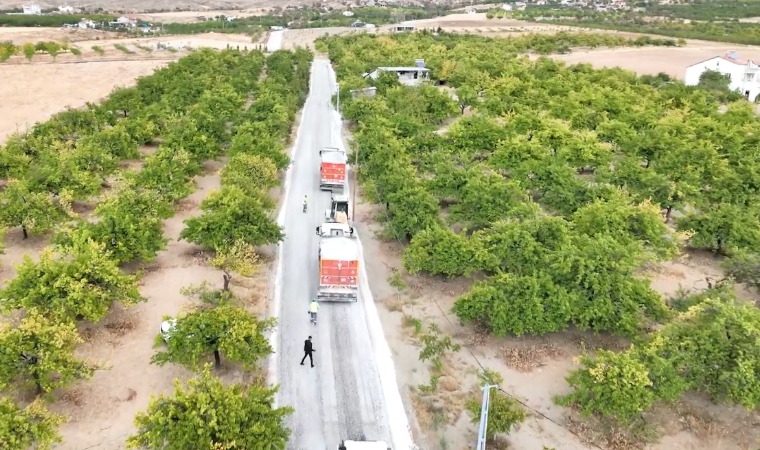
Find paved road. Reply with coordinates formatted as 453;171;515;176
275;58;394;450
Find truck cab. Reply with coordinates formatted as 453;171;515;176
324;193;350;224
337;440;391;450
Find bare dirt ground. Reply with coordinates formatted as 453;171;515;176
0;28;270;143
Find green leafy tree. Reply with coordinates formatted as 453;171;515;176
54;188;170;264
180;186;283;251
227;123;290;170
448;172;529;229
403;226;479;277
664;298;760;409
152;305;275;370
1;236;144;323
456;85;478;115
0;398;65;450
454;273;575;337
127;364;293;450
220;153;280;193
572;194;679;259
557;348;667;421
210;240;262;291
0;179;71;239
0;309;94;394
133;147;197;203
465;391;525;441
385;184;441;240
677;203;760;254
721;250;760;291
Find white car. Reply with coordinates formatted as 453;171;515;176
160;319;177;343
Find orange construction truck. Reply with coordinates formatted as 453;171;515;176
319;147;347;191
315;222;359;302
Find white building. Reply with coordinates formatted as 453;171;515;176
501;3;513;10
58;4;74;12
22;4;41;14
514;2;527;10
342;10;354;16
685;51;760;101
363;66;430;87
78;18;95;28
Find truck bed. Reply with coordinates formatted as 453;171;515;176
320;162;346;189
318;259;359;301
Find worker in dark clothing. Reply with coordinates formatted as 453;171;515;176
300;336;315;367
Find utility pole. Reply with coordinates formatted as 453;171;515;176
477;385;498;450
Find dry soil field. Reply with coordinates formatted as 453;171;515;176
3;16;760;450
0;0;318;12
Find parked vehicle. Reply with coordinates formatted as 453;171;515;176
315;222;359;302
319;147;347;191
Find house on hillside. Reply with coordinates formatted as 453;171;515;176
22;4;41;14
58;4;74;12
501;3;513;10
342;10;354;16
114;15;138;27
685;51;760;101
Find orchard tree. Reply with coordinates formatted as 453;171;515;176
152;305;275;370
557;348;671;422
210;240;262;291
0;179;71;239
572;194;679;258
180;186;283;251
722;250;760;292
1;236;144;323
0;309;94;394
127;365;293;450
454;273;575;337
26;144;103;199
677;203;760;254
448;171;530;229
385;184;441;240
227;122;290;170
456;85;478;115
134;147;198;202
664;297;760;409
54;188;171;264
465;391;525;442
104;86;143;118
0;398;64;450
403;226;479;277
220;153;279;194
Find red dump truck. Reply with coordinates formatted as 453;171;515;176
315;222;359;302
319;147;347;191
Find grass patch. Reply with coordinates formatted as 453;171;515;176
91;45;104;55
114;43;134;54
70;47;82;56
136;44;153;53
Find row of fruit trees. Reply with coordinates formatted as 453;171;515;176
0;47;312;449
318;29;760;435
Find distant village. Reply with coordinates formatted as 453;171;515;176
10;0;634;33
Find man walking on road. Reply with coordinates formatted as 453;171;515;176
300;336;315;367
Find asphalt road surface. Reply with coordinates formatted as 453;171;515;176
275;58;394;450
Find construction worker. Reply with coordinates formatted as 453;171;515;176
300;335;315;367
309;298;319;324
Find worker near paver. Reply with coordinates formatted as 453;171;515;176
309;298;319;324
300;336;315;367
